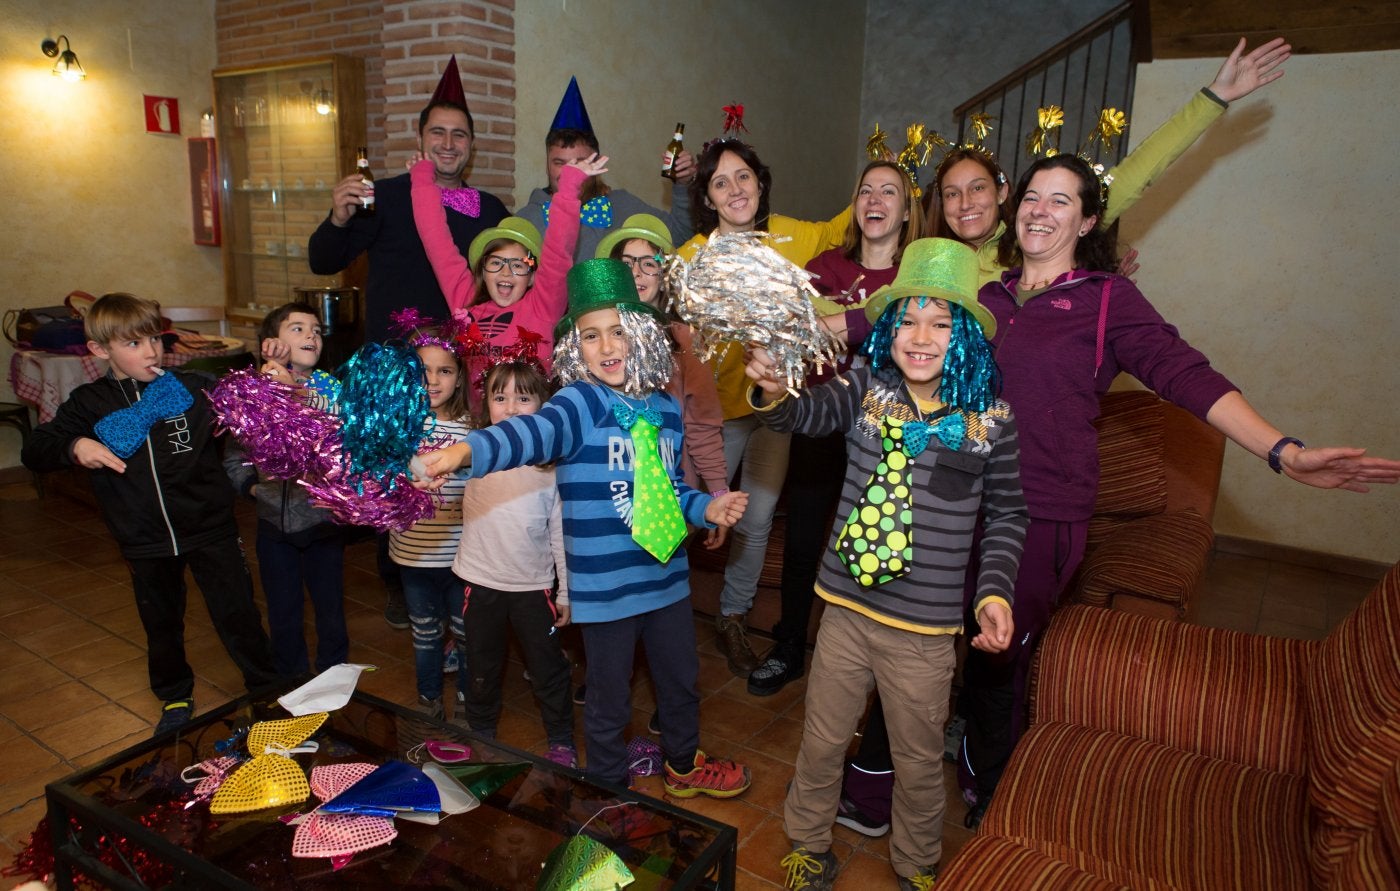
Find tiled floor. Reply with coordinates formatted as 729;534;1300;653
0;479;1382;888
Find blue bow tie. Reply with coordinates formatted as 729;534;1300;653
612;402;662;431
901;412;965;457
542;195;614;229
94;372;194;458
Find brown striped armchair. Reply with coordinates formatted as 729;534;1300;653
1067;390;1225;620
937;561;1400;890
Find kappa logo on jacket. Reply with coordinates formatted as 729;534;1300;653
164;414;193;454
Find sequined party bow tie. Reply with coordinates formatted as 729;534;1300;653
901;412;965;457
440;186;481;218
94;372;194;458
835;415;926;587
543;196;613;229
611;403;663;431
612;404;685;562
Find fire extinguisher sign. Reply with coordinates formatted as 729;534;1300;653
144;95;181;135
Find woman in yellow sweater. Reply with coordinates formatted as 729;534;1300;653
678;139;849;674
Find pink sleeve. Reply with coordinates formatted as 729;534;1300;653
409;159;475;314
512;164;583;336
670;324;729;493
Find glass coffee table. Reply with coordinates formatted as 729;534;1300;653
45;689;736;889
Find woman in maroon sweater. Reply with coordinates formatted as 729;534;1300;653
956;153;1400;824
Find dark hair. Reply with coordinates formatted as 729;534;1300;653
688;140;772;234
840;160;924;264
258;302;321;345
470;238;537;306
927;147;1011;245
546;127;599;154
418;100;475;138
997;154;1116;272
478;361;554;428
414;333;472;424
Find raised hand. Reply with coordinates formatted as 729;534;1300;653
1209;37;1291;103
743;346;785;397
567;152;610;179
329;172;373;226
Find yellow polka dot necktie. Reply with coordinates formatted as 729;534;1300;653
837;416;917;587
614;403;687;563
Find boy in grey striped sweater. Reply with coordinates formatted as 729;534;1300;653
749;239;1028;891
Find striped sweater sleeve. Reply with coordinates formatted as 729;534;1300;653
972;410;1029;612
464;383;591;475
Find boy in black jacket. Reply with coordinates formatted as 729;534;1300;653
22;293;278;734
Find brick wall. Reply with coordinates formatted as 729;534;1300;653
215;0;515;203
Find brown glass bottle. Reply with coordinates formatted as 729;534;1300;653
356;146;375;215
661;123;685;179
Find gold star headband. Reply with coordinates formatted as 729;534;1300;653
1025;106;1128;205
865;122;948;198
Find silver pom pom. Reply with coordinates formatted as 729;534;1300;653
664;231;842;394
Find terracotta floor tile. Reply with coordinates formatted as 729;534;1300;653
82;655;151;700
5;559;96;592
699;695;780;749
0;716;21;745
0;736;63;785
728;742;796;813
839;850;900;887
0;587;53;619
0;550;70;575
734;867;784;890
33;702;150;760
0;639;42;670
0;680;111;731
1253;617;1327;641
744;709;807;764
13;616;113;659
47;634;145;678
0;788;54;854
0;660;72;704
72;728;157;770
0;601;82;638
666;795;768;844
62;582;135;618
740;814;854;887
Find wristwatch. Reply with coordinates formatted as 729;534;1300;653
1268;436;1305;474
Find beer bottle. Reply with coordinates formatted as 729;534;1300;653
661;123;685;179
356;146;375;215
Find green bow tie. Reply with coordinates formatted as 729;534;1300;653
836;416;917;587
624;415;687;562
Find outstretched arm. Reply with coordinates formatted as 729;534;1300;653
1205;391;1400;493
409;159;475;314
527;156;607;325
1207;37;1290;103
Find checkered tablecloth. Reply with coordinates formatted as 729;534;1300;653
8;338;247;423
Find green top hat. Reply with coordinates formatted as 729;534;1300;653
595;213;674;259
863;237;995;337
468;217;544;268
555;259;665;340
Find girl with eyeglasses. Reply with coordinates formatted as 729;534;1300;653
410;152;609;373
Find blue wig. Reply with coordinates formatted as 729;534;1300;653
862;297;1001;412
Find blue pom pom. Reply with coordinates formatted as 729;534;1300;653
335;343;432;488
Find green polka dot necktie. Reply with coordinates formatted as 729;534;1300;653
835;411;966;587
614;404;687;563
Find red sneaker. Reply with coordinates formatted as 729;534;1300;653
663;750;751;799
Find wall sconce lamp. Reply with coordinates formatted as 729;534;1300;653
314;84;333;116
41;35;86;82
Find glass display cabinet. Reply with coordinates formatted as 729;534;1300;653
213;55;366;337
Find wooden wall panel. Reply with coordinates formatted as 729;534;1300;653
1150;0;1400;57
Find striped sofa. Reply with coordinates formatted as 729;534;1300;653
937;560;1400;890
1069;390;1225;620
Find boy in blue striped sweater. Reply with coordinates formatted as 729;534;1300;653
421;258;752;796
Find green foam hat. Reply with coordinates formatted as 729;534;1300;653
595;213;674;259
863;237;995;337
554;259;665;340
467;216;544;268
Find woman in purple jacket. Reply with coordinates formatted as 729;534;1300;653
956;153;1400;825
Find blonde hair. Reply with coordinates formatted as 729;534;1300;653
85;293;163;345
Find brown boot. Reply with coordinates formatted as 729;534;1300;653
716;613;760;676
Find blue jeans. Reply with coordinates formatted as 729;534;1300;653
399;565;466;701
719;415;791;616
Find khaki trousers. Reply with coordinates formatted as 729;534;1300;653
783;603;955;876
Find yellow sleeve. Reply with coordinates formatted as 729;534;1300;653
1102;90;1227;226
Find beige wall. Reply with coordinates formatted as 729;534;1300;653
512;0;867;223
1119;50;1400;562
1;0;221;465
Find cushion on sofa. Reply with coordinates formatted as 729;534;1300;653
1030;605;1312;774
1324;761;1400;890
1073;509;1213;611
983;721;1311;891
1090;391;1167;523
1304;565;1400;887
934;834;1154;890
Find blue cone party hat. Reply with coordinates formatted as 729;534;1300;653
550;76;593;134
318;760;441;817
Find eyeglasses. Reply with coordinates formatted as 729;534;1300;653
620;255;664;277
483;255;534;276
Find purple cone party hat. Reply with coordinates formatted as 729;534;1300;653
428;55;467;109
550;75;593;134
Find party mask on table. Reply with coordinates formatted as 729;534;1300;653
290;762;396;866
277;664;375;716
247;713;328;753
209;753;310;814
538;834;635;891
